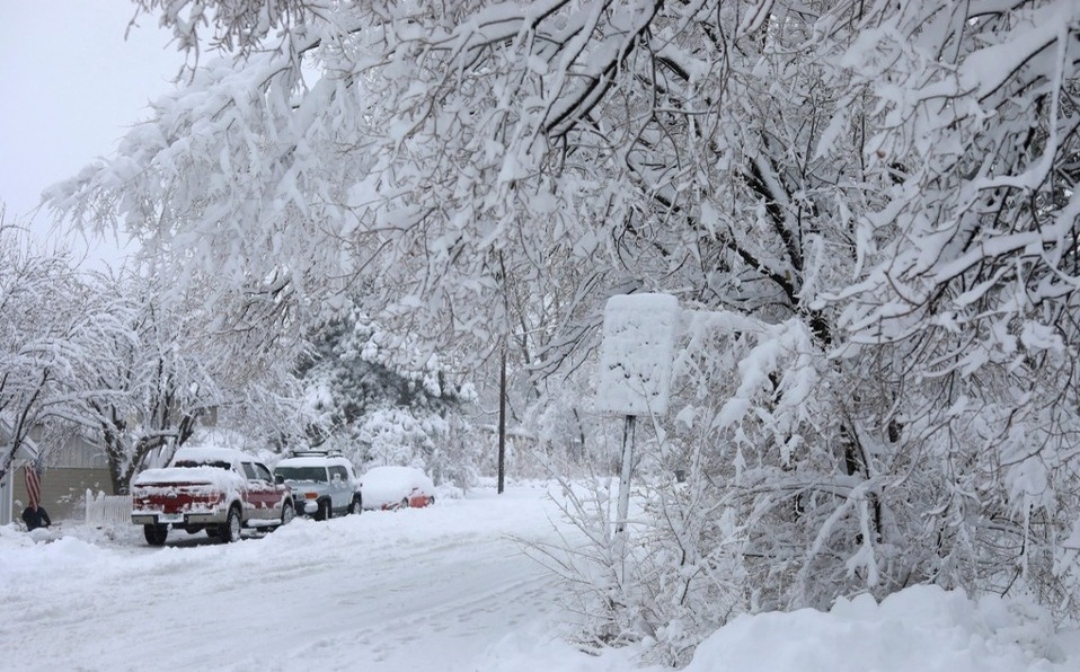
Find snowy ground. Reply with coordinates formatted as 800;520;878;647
2;482;1078;672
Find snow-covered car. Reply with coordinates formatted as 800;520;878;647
359;466;436;510
274;450;362;519
131;446;295;545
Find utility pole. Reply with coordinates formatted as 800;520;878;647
497;343;507;495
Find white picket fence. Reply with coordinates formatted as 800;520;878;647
84;489;132;527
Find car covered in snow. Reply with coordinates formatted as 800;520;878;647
273;450;362;519
359;466;436;510
131;446;295;545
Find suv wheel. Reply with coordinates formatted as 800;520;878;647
144;524;168;546
317;498;332;521
219;507;242;543
348;494;362;515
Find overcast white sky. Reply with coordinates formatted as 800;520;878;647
0;0;183;268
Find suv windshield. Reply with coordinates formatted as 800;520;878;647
276;466;327;482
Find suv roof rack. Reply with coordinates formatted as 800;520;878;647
287;448;345;458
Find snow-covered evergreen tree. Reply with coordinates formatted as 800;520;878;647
295;304;475;482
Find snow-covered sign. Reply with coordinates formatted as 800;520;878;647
596;293;679;416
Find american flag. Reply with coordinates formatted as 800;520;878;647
23;453;44;510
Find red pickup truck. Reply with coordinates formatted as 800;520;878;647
131;446;295;545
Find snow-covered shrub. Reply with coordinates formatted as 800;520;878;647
539;311;830;663
549;299;1080;664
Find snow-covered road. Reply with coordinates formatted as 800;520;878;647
5;482;1076;672
0;484;572;672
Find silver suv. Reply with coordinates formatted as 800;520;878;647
273;450;362;520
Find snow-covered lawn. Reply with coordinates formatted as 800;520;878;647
1;482;1077;672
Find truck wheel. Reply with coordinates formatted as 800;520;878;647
348;494;362;515
219;507;242;543
279;500;295;527
144;524;168;546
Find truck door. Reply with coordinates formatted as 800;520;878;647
241;461;271;519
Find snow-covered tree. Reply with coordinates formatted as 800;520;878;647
820;0;1080;622
0;221;129;481
295;303;474;480
44;0;1080;660
64;270;225;493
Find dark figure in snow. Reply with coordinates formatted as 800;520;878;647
21;505;51;531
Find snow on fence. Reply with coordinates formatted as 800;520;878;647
84;489;132;527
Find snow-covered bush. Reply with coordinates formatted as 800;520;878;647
537;311;827;663
547;298;1080;664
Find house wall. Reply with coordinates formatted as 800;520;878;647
12;434;115;523
37;433;107;469
11;467;115;522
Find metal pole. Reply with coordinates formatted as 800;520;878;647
616;414;636;534
2;471;11;526
497;344;507;495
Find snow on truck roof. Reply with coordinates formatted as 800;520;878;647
133;466;245;487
